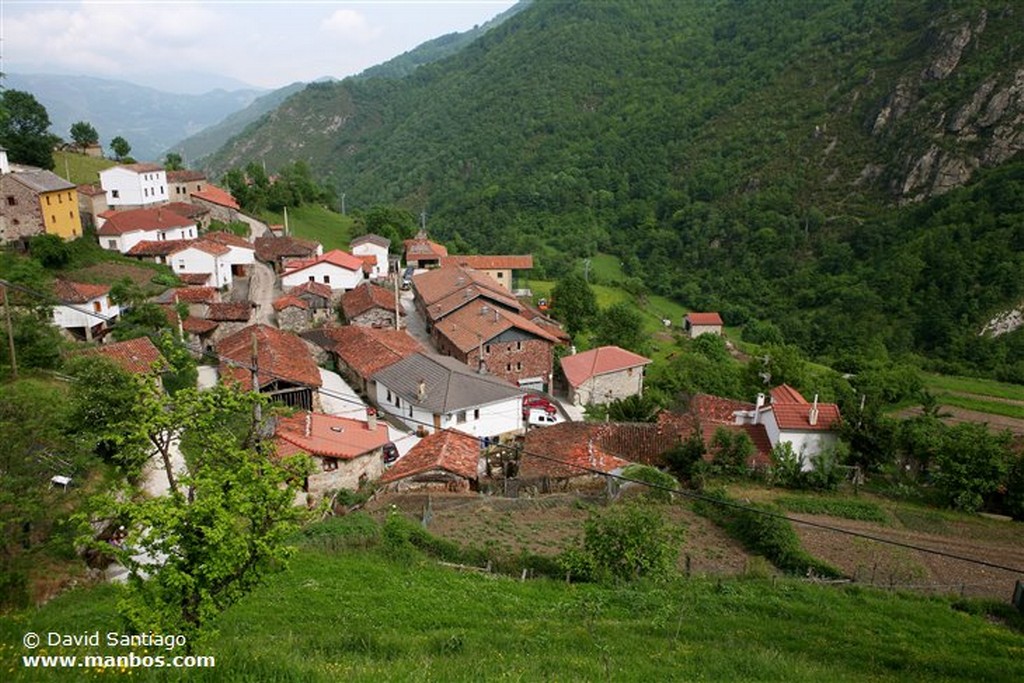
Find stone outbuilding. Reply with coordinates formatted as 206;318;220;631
379;429;480;493
341;282;403;328
560;345;652;406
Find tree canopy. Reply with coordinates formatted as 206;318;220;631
69;121;99;150
0;90;57;169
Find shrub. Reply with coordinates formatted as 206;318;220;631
561;501;680;583
620;463;679;502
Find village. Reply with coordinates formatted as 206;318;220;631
1;149;842;512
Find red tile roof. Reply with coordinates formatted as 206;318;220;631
273;294;308;311
217;324;322;390
380;430;479;483
166;169;206;183
53;279;110;304
115;163;163;174
699;423;774;469
206;302;253;322
289;280;333;300
521;423;631;479
170;286;217;303
309;326;424;380
190;184;240;210
163;202;209;221
689;394;754;423
414;267;521;322
177;273;212;286
433;299;557;353
403;234;448;261
439;254;534;270
686;312;724;326
202;230;253;249
283;249;363;274
357;254;377;274
275;412;389;460
763;384;841;431
182;316;218;335
89;337;167;375
170;239;230;257
255;235;320;263
341;282;402;320
125;238;194;257
76;183;106;197
97;207;196;236
560;346;652;388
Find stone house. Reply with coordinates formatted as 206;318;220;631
403;229;448;268
1;167;81;241
302;326;424;396
255;235;322;273
273;294;311;332
432;299;558;392
274;411;391;505
289;281;335;317
519;422;631;492
379;430;481;493
217;324;323;411
341;282;403;328
560;345;652;406
439;254;534;292
189;185;241;223
165;169;207;201
684;312;724;338
412;266;521;333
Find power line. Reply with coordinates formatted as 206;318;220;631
5;277;1024;577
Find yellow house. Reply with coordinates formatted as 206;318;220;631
9;169;82;240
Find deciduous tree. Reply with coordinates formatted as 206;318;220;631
551;271;597;338
80;385;312;649
69;121;99;151
110;136;132;161
0;90;57;169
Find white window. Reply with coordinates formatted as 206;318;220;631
457;411;467;424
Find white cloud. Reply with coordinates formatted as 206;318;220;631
320;9;382;43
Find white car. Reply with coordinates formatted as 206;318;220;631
526;408;563;428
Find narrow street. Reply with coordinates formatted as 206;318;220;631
248;260;279;325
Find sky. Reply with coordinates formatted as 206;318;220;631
1;1;519;93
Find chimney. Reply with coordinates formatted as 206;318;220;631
417;379;426;402
305;411;312;437
809;394;819;426
754;392;765;425
480;305;489;316
366;407;377;431
493;308;499;323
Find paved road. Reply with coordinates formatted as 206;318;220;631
400;289;435;351
248;260;278;325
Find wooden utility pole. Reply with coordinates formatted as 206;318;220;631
2;283;17;379
251;332;262;424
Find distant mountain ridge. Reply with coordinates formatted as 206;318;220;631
5;72;267;162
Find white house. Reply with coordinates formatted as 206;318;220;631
733;385;841;470
281;249;365;291
203;230;256;277
51;279;120;341
99;164;168;208
168;239;233;289
96;207;198;253
350;234;391;279
371;353;525;439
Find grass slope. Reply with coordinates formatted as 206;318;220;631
3;540;1022;682
260;205;354;251
51;152;117;186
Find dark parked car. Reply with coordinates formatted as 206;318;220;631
383;442;399;464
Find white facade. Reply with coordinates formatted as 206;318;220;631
281;262;364;291
99;224;196;254
372;381;523;438
52;295;120;331
100;166;169;207
220;244;256;274
169;244;232;288
740;408;839;471
351;242;390;279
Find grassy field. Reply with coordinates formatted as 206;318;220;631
922;373;1024;402
2;517;1022;682
51;151;117;186
260;205;354;251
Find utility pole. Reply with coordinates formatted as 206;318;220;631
394;265;400;331
583;258;591;283
2;283;17;379
341;193;346;216
251;332;262;425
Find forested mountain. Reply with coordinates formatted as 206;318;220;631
202;0;1024;380
167;82;308;165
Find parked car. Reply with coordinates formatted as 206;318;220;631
526;408;563;428
382;442;399;464
401;265;415;290
524;393;557;419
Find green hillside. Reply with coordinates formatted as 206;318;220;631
4;519;1022;682
202;0;1024;380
